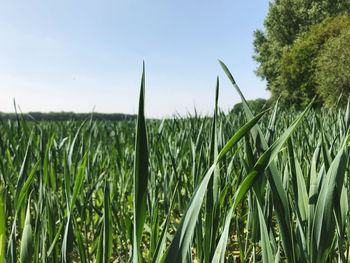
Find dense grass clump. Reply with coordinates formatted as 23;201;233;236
0;62;350;262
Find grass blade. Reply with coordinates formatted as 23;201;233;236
20;197;33;263
164;110;267;262
0;187;5;263
311;138;348;262
205;77;220;263
133;62;149;263
257;200;274;263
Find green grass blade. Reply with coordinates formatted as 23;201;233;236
133;62;149;263
163;110;267;262
47;222;64;257
265;99;279;144
20;197;33;263
312;139;347;262
219;59;314;262
257;200;275;263
16;160;40;215
103;181;112;263
205;77;220;263
232;99;313;211
217;110;268;162
0;187;5;263
211;205;234;263
73;215;87;263
69;153;88;211
295;159;309;222
345;98;350;129
43;134;55;187
14;132;33;208
62;153;87;263
151;185;178;263
68;120;87;174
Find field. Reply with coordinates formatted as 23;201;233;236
0;63;350;263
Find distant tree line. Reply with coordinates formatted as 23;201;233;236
253;0;350;108
0;112;137;122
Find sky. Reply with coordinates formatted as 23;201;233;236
0;1;270;118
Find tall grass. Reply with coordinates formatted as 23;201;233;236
0;61;349;262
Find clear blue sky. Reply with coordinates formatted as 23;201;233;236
0;1;270;118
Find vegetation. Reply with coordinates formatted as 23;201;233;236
316;25;350;107
231;98;267;115
0;62;350;262
279;15;350;107
253;0;350;107
0;112;136;122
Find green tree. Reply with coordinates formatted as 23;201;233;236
231;98;268;114
278;15;350;107
253;0;350;103
316;27;350;107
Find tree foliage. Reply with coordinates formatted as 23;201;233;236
316;27;350;107
279;15;350;107
231;98;267;115
253;0;350;105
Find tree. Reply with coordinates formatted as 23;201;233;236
231;98;268;114
278;15;350;107
315;27;350;107
253;0;350;104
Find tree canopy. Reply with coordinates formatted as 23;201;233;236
231;98;268;114
279;15;350;107
253;0;350;107
316;26;350;107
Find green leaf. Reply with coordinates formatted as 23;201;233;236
219;59;314;262
133;62;149;263
257;200;275;263
163;109;267;262
20;197;33;263
211;205;234;263
103;181;112;263
311;139;347;262
0;188;6;263
62;153;87;263
205;77;220;263
151;185;177;263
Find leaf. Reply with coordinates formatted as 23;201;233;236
257;200;275;263
133;62;149;263
103;181;112;263
151;185;178;263
295;159;309;222
231;92;314;214
211;205;234;263
311;139;347;262
205;76;220;263
219;59;314;262
20;197;33;263
163;109;267;262
62;153;87;263
0;188;6;263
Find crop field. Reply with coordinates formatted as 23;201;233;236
0;62;350;263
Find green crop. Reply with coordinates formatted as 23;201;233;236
20;196;33;263
0;187;5;263
0;61;349;262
